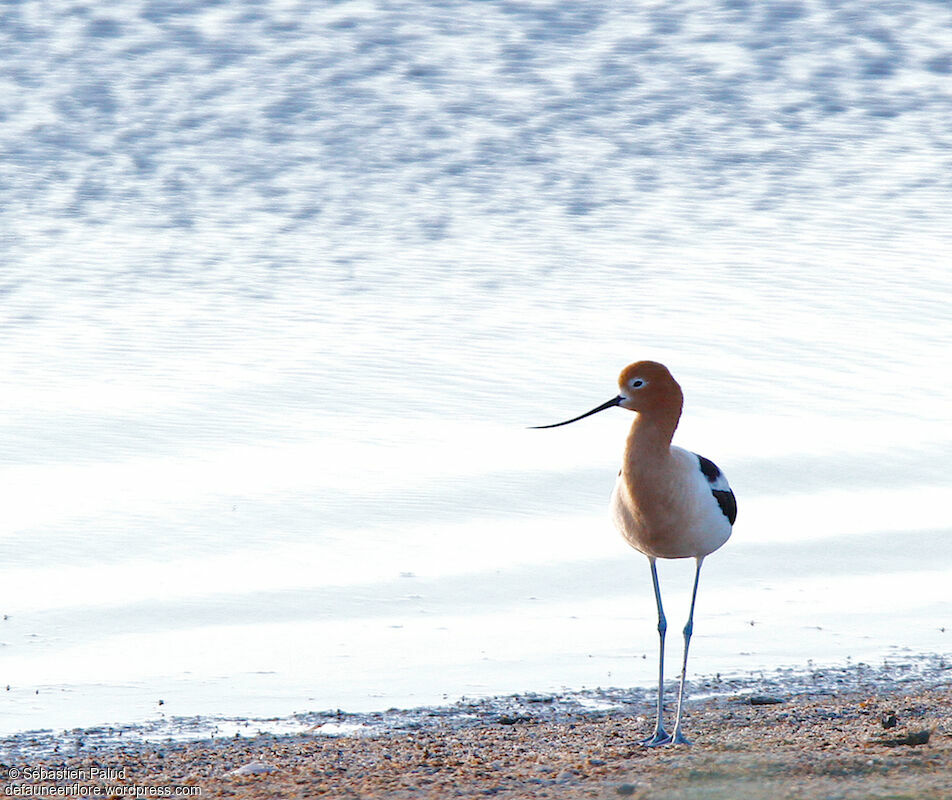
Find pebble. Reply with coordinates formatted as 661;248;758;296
230;761;278;775
747;695;785;705
874;729;931;747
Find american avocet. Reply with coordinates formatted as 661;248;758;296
533;361;736;746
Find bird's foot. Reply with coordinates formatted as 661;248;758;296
640;729;672;747
669;729;692;746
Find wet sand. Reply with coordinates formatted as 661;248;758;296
2;659;950;799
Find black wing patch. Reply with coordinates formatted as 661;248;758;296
694;452;737;525
712;489;738;525
696;454;722;483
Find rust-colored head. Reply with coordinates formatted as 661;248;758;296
531;360;683;429
616;360;683;414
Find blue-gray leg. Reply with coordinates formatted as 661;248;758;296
670;557;704;745
641;557;672;746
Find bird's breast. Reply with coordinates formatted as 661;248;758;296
610;447;732;559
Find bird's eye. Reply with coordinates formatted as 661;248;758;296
631;379;645;389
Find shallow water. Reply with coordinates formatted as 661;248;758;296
2;0;952;736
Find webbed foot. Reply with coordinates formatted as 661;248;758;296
640;729;673;747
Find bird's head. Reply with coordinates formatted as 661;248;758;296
616;360;683;413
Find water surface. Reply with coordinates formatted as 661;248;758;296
2;0;951;736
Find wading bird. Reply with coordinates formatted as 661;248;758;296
533;361;736;745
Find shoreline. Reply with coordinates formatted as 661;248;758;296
2;654;951;798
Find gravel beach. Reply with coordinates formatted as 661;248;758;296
2;658;950;799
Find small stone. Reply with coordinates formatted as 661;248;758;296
881;711;898;729
616;783;637;796
748;695;784;705
230;761;278;776
874;729;931;747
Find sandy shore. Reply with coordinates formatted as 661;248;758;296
2;659;950;799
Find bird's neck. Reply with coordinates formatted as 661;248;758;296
623;405;681;473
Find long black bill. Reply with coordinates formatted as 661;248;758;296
530;395;623;429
